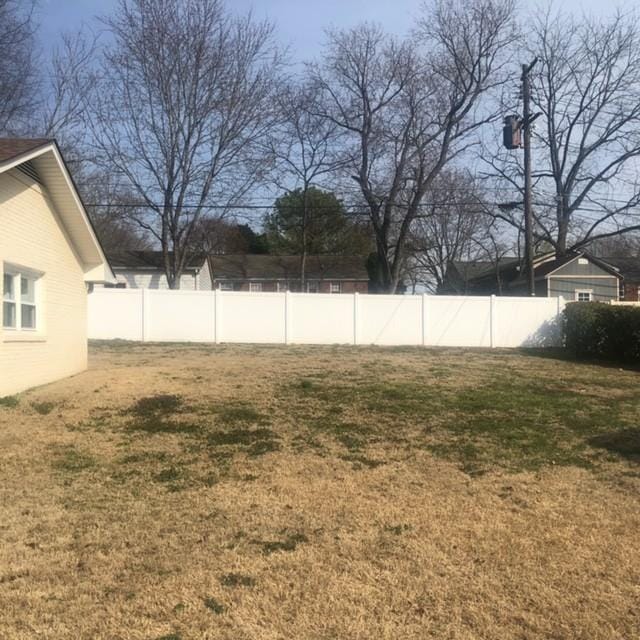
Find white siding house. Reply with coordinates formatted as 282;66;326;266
98;251;212;290
0;139;114;397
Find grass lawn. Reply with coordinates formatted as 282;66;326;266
0;342;639;639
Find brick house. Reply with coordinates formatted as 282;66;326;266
209;255;369;293
101;251;212;290
601;256;640;301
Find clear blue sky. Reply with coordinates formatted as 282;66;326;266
38;0;611;61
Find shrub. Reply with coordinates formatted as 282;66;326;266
563;302;640;363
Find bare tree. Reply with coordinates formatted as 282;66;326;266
85;0;283;288
406;169;492;291
0;0;38;135
266;83;343;287
39;31;98;151
310;0;517;293
488;8;640;255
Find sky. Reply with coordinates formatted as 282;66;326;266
39;0;611;61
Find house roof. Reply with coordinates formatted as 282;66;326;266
0;138;52;164
445;251;621;293
450;257;520;282
600;256;640;281
108;250;207;271
209;254;369;280
0;138;115;283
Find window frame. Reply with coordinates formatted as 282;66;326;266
218;281;234;291
575;289;593;302
3;272;16;329
2;265;42;332
329;282;342;294
249;282;263;293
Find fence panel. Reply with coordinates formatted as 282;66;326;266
288;293;354;344
493;296;563;347
425;296;492;347
87;289;566;348
146;290;215;342
359;295;423;345
219;292;286;344
88;289;144;341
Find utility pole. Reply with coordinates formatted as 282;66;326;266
522;58;537;296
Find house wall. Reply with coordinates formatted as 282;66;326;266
104;270;199;290
0;169;88;396
212;279;369;293
545;257;619;301
547;276;619;301
622;281;639;301
198;261;213;291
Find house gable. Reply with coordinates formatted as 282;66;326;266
0;139;114;284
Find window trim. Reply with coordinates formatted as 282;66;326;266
2;264;44;339
249;282;263;293
329;282;342;294
575;289;593;302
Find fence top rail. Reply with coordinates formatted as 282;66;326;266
89;289;565;304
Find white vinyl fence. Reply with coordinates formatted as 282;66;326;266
88;289;566;348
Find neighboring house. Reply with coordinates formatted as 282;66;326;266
601;256;640;301
440;251;621;302
0;138;114;397
102;251;213;290
209;255;370;293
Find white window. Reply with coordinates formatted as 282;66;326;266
329;282;341;294
249;282;262;292
3;267;40;330
306;281;318;293
575;289;593;302
578;258;589;265
277;281;288;292
218;282;234;291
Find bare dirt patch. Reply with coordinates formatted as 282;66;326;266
0;342;639;639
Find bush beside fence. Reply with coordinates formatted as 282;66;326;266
564;302;640;363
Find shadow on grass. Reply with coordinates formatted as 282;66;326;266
518;347;640;373
589;427;640;462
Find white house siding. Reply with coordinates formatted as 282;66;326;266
112;270;199;290
198;261;212;290
0;169;88;396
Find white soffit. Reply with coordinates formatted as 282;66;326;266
0;143;116;283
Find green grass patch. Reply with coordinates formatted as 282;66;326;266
203;597;225;614
219;573;256;588
129;394;183;417
118;451;169;465
51;446;96;473
0;395;19;408
31;401;56;415
213;402;266;425
129;418;200;435
383;524;412;535
255;531;309;555
278;371;640;472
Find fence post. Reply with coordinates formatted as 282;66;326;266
490;295;496;348
214;287;221;344
421;293;427;347
284;290;291;345
141;288;149;342
353;292;359;345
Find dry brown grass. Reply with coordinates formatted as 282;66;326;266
0;342;639;640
